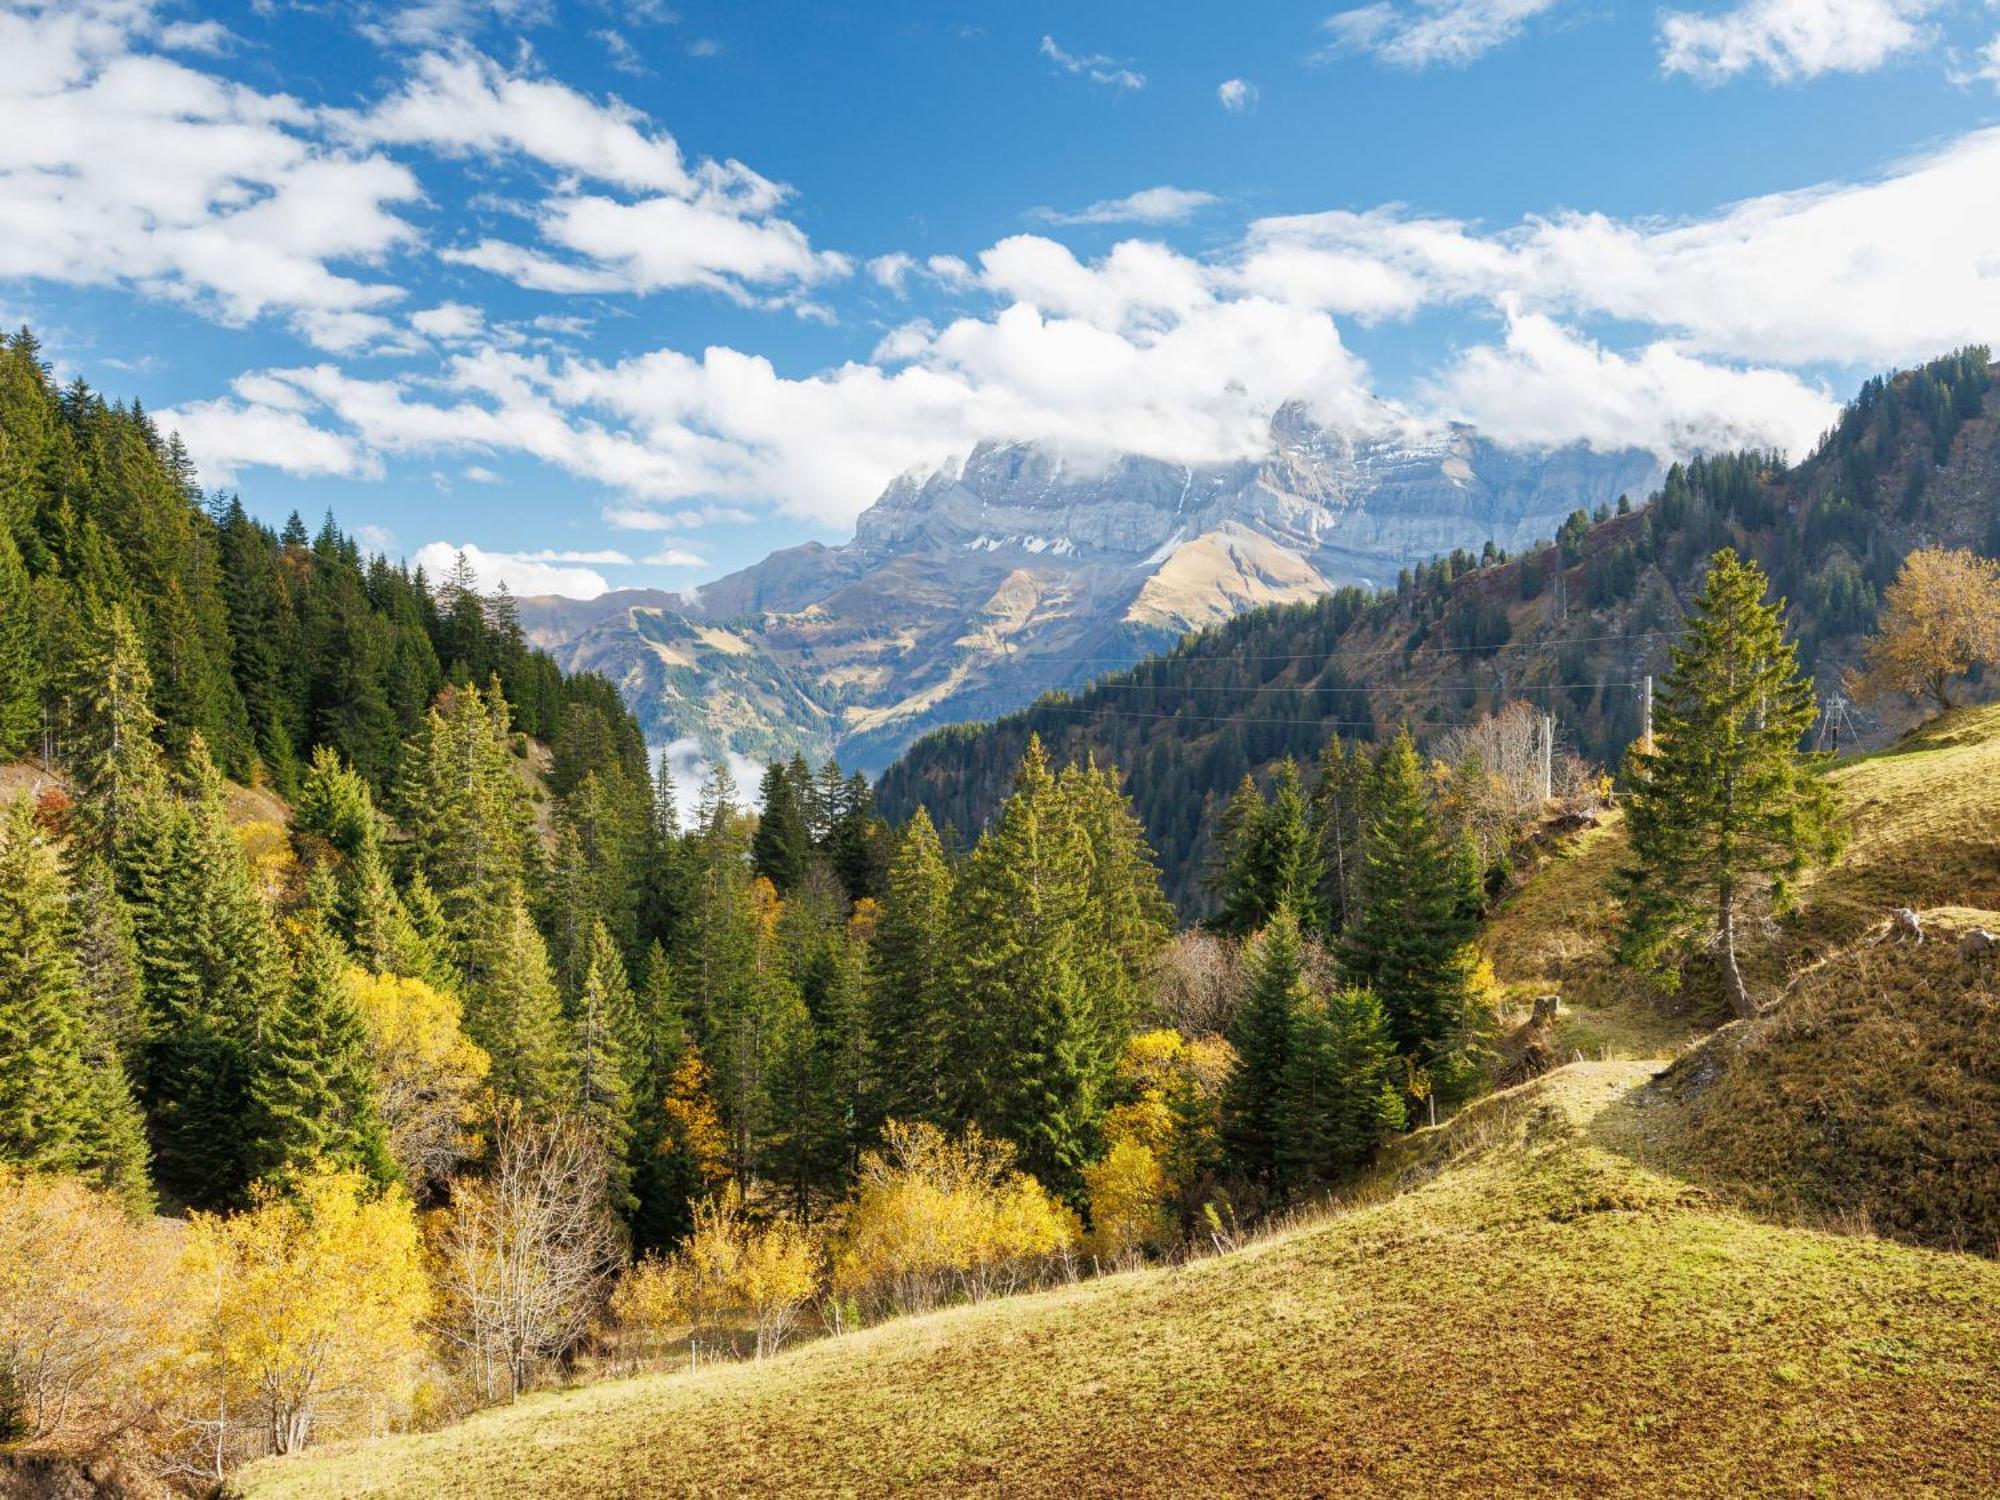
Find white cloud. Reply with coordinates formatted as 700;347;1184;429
606;504;756;530
1217;78;1258;110
0;0;422;350
411;301;486;340
1034;187;1219;226
155;393;381;484
642;546;708;566
516;547;636;564
1244;127;2000;366
1659;0;1942;83
1039;34;1146;90
1428;305;1837;458
355;523;396;553
1321;0;1565;68
462;463;503;483
867;252;917;293
410;541;611;597
593;28;648;76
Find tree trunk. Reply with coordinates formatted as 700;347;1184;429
1718;895;1757;1020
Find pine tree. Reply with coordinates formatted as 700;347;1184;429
67;603;167;852
1221;901;1310;1194
251;919;395;1187
1310;735;1370;938
571;920;641;1211
123;736;285;1208
867;807;956;1129
828;770;890;903
1212;761;1320;936
1276;985;1404;1193
465;885;575;1113
0;797;94;1173
955;737;1099;1196
1618;549;1842;1017
1344;729;1484;1101
751;760;813;894
0;528;39;757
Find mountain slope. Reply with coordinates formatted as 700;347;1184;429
879;352;2000;912
241;1058;2000;1499
519;415;1656;771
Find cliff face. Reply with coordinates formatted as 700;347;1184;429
519;412;1660;771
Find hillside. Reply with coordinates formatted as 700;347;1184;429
518;420;1654;773
241;1057;2000;1499
878;352;2000;912
242;699;2000;1499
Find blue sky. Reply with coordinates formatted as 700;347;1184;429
4;0;1999;596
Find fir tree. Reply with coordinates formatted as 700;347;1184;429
1344;729;1485;1101
1221;901;1310;1195
251;919;395;1187
866;807;956;1129
751;760;813;894
571;920;641;1211
1617;549;1843;1017
1213;762;1320;937
466;885;575;1113
1276;985;1405;1193
1310;735;1370;939
955;737;1099;1196
0;798;94;1173
68;603;167;852
0;528;39;757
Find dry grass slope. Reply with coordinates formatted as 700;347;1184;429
246;1063;2000;1499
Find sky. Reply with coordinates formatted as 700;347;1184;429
4;0;1999;599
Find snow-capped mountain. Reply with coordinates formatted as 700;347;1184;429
517;412;1661;773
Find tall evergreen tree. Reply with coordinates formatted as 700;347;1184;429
251;919;395;1187
0;799;96;1175
1213;761;1320;937
1221;901;1310;1195
0;528;39;757
866;807;956;1129
67;603;167;853
1617;549;1842;1017
1344;729;1485;1102
465;885;576;1114
955;737;1098;1196
571;919;641;1212
1310;735;1370;939
750;760;813;894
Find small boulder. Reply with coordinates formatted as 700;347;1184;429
1960;929;1997;959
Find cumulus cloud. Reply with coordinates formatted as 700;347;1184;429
1034;187;1219;226
1217;78;1258;110
1039;35;1146;89
0;0;422;350
155;393;382;484
1320;0;1566;68
1659;0;1942;83
410;541;611;597
642;546;709;566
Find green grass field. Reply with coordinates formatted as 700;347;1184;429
243;707;2000;1499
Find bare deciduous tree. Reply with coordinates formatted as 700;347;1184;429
432;1108;621;1403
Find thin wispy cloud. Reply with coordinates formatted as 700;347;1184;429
1039;35;1146;90
1320;0;1565;69
1033;187;1219;226
1218;77;1259;111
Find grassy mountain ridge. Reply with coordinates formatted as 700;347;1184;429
877;351;2000;913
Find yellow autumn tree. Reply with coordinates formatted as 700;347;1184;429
170;1165;429;1472
348;968;490;1195
0;1170;181;1445
832;1120;1077;1317
1849;547;2000;713
612;1188;819;1360
1085;1030;1234;1261
659;1047;731;1191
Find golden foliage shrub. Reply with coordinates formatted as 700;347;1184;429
832;1121;1078;1317
169;1165;429;1472
612;1189;819;1360
348;968;490;1194
1085;1029;1232;1260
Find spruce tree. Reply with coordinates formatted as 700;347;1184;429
68;603;167;853
1310;735;1370;939
251;919;395;1186
750;760;813;894
1212;762;1320;936
955;736;1097;1195
1344;729;1484;1101
466;885;575;1113
0;797;94;1173
1617;549;1842;1017
1221;901;1310;1194
571;920;641;1211
867;807;956;1129
1276;985;1405;1193
0;528;39;757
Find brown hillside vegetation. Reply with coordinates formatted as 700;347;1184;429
243;1062;2000;1499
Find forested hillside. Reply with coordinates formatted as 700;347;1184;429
878;350;2000;913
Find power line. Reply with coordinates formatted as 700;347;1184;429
1037;677;1645;700
977;628;1678;671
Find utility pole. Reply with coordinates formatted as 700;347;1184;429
1539;712;1554;803
1640;675;1653;753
